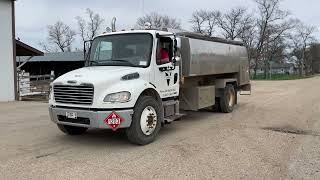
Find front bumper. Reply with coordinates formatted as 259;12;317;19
49;106;133;129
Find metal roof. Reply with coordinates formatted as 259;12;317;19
19;52;84;62
16;40;44;56
176;32;245;46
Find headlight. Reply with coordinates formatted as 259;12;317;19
103;91;131;103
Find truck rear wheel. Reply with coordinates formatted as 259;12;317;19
57;124;88;135
126;96;162;145
220;84;236;113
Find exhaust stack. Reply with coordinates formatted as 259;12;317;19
111;17;117;32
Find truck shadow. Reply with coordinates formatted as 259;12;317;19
55;126;183;148
55;129;133;148
54;110;228;147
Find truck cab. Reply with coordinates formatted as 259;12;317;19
49;29;250;145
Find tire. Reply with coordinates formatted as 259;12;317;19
126;96;162;145
57;124;88;135
220;84;236;113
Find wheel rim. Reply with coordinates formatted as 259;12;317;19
228;90;235;107
140;106;158;136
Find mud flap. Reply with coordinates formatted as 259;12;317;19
239;84;251;95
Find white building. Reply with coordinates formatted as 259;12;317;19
0;0;16;101
0;0;43;102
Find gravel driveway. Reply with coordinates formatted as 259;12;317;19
1;76;320;179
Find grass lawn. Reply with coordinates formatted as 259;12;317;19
251;74;308;80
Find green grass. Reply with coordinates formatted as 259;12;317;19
250;74;307;80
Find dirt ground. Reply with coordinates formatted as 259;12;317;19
1;76;320;180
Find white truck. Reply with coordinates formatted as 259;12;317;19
48;27;251;145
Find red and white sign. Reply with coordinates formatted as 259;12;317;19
104;112;124;131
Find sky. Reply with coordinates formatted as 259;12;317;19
15;0;320;51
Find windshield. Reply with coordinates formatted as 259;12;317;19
89;33;153;68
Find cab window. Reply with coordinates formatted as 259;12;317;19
157;37;173;65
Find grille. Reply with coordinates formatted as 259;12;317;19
54;84;94;105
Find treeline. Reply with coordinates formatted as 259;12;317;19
41;0;317;77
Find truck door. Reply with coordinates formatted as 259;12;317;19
154;36;179;99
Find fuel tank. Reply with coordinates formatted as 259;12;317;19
177;32;249;85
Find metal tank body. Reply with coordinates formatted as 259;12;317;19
177;32;249;85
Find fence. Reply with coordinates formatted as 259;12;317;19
18;72;55;101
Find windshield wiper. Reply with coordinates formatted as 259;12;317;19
88;59;134;66
88;60;112;66
109;59;134;66
88;61;100;65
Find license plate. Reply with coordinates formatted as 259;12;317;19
66;112;77;119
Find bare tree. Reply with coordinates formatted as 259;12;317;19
38;42;58;53
137;12;181;29
46;21;76;52
267;34;287;63
190;10;220;36
189;0;316;78
216;7;254;40
191;8;256;68
253;0;294;77
76;16;86;42
190;10;207;34
289;22;317;75
239;19;257;69
76;8;105;42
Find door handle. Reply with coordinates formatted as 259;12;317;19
159;67;168;72
159;66;175;72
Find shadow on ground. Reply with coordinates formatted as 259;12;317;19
52;109;224;148
261;125;320;137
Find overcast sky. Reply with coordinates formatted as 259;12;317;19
15;0;320;50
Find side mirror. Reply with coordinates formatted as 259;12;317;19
174;39;178;53
172;39;178;65
84;40;92;66
83;40;92;60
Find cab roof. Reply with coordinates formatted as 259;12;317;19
96;30;172;38
96;29;245;46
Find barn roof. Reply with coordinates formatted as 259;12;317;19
16;40;44;56
19;52;84;62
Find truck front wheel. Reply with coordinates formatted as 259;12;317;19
57;124;88;135
126;96;162;145
220;84;236;113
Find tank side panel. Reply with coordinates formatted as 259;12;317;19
179;37;191;77
185;38;248;77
